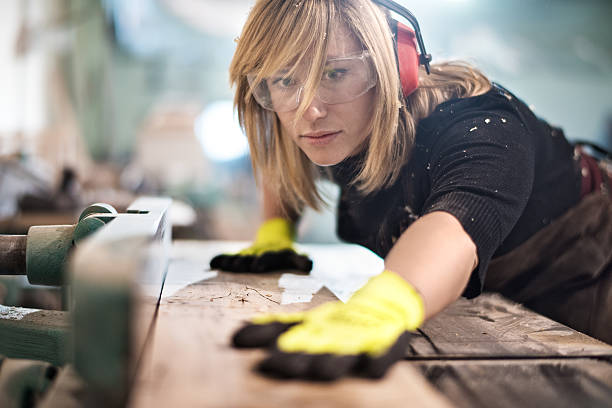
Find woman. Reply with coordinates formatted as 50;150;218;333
210;0;612;380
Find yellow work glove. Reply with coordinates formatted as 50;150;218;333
232;270;424;380
209;218;312;273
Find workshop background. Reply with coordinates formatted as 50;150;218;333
1;0;611;245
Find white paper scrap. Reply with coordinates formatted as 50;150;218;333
278;273;324;304
295;244;384;303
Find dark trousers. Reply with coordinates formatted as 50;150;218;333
484;192;612;344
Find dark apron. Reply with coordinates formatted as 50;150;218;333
484;154;612;344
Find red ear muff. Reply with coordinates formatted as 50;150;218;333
373;0;432;94
395;21;419;97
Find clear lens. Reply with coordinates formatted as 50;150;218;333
247;73;302;112
317;53;376;104
246;52;375;113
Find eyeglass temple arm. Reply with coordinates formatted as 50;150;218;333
371;0;432;74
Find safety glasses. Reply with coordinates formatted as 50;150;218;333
247;51;376;113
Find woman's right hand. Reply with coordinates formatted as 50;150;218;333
209;218;313;273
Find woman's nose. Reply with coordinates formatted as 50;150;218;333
302;96;328;122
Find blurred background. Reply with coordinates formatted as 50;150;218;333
0;0;611;249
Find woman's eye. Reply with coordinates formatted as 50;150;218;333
271;76;296;88
324;68;348;81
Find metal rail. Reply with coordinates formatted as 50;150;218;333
70;196;172;407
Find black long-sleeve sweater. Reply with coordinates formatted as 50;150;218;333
329;84;582;298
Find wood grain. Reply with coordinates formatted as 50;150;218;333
130;270;453;408
129;241;612;407
413;359;612;408
410;293;612;358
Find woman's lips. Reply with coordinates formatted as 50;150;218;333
301;130;341;146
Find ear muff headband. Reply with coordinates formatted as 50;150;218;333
371;0;432;97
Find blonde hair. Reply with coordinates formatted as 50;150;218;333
230;0;491;215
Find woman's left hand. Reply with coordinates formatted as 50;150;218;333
209;218;312;273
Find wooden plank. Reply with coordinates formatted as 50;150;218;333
130;240;612;407
412;358;612;408
130;269;454;408
0;306;69;366
153;241;612;359
409;294;612;358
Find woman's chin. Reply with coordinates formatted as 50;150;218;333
306;153;346;167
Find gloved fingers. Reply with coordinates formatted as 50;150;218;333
257;322;374;380
210;250;312;273
228;254;256;272
288;251;314;272
258;351;359;380
209;253;228;270
308;353;359;380
232;322;297;348
252;250;313;273
250;251;284;272
258;352;311;378
256;332;413;380
209;254;256;272
357;331;413;378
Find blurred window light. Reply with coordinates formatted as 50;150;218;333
160;0;252;37
103;0;172;57
194;100;248;162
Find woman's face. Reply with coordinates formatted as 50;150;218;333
276;25;375;167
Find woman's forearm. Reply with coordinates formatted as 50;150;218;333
384;211;478;320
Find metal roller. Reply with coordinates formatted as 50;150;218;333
0;203;118;286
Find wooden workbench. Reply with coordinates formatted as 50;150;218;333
129;241;612;408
